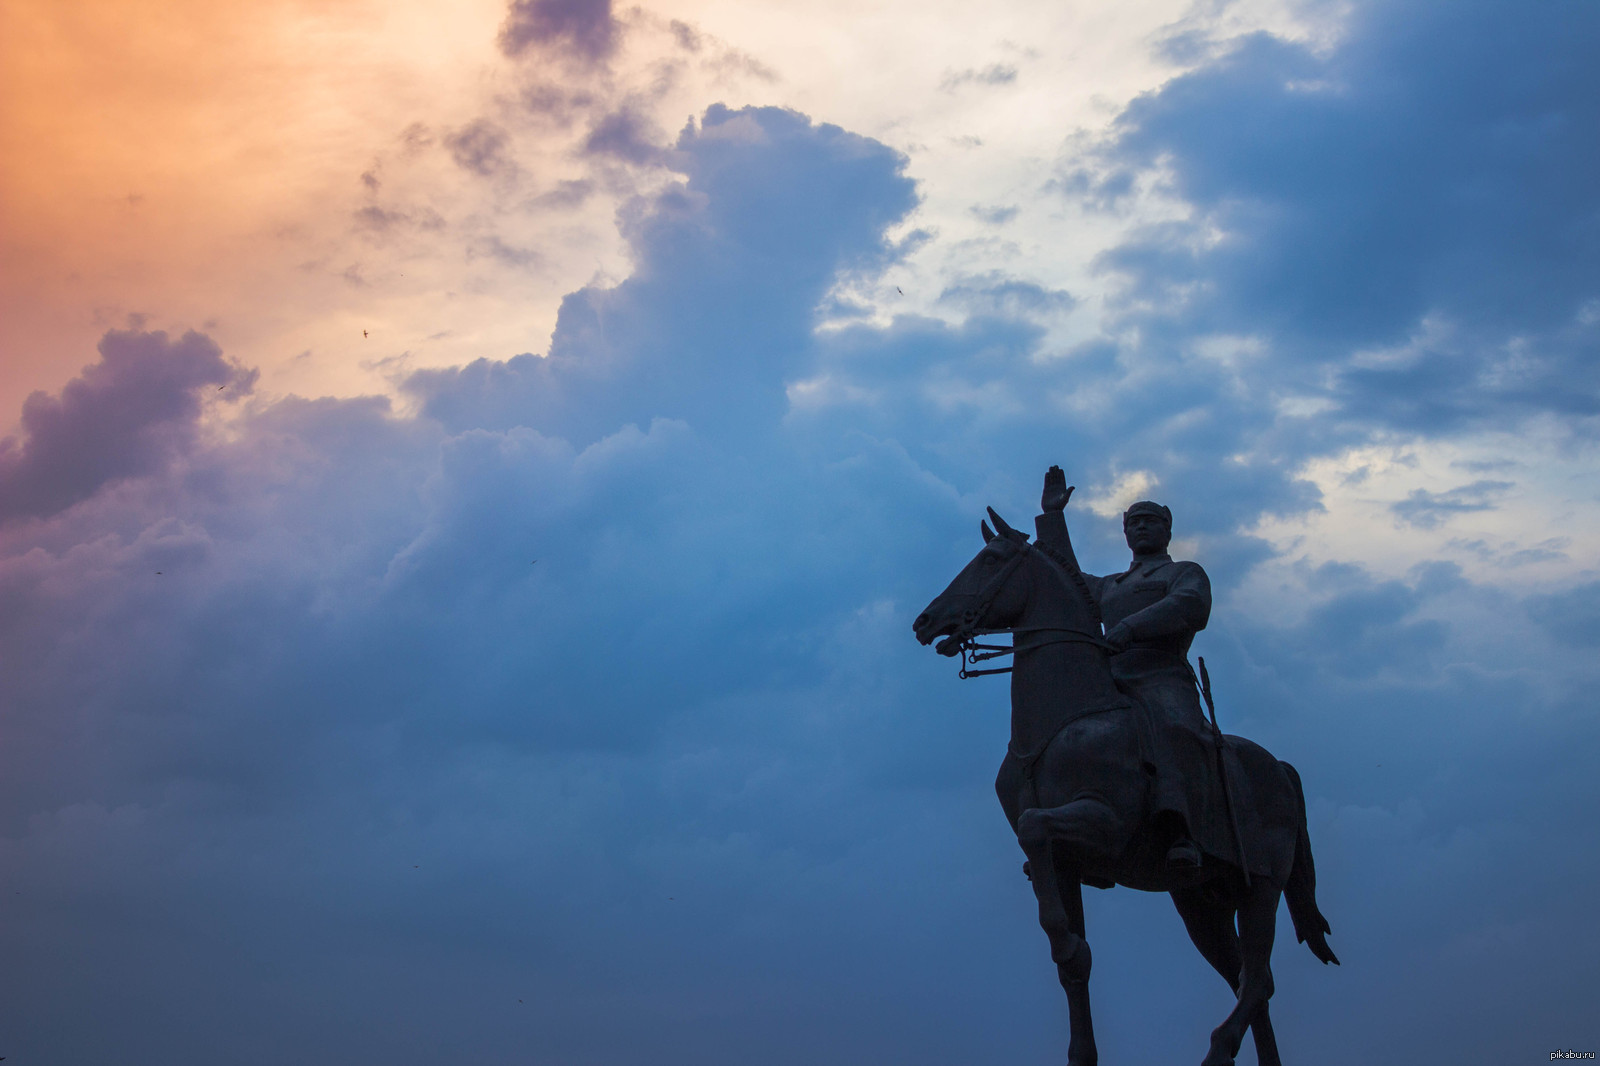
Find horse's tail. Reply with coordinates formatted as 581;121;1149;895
1280;760;1340;966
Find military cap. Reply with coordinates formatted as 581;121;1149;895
1122;500;1172;527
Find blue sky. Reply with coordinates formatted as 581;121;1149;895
2;0;1598;1061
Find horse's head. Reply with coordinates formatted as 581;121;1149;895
913;507;1035;656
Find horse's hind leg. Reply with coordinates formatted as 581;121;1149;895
1171;887;1281;1066
1020;837;1097;1066
1202;880;1281;1066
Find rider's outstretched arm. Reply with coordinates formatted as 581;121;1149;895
1035;466;1105;594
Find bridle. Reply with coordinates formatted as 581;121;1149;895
949;534;1114;679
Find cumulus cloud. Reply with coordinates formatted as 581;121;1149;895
1082;0;1600;435
408;105;918;447
0;330;252;525
4;8;1600;1056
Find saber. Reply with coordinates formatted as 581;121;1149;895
1198;656;1251;888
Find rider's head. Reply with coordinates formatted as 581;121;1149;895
1122;501;1172;556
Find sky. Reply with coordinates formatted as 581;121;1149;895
1;0;1597;1061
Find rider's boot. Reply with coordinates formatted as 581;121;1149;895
1166;837;1201;871
1156;812;1202;871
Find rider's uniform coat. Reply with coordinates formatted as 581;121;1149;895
1035;510;1232;863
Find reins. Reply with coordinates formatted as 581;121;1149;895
957;626;1115;678
951;536;1115;679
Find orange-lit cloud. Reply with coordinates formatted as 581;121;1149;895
0;0;579;419
4;0;1296;427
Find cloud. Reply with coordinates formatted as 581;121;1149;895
1083;0;1600;434
407;105;917;447
937;271;1075;316
1527;581;1600;648
1390;478;1513;528
443;119;515;177
353;204;446;235
669;18;702;52
533;177;595;208
0;329;252;525
580;105;664;164
473;235;544;269
498;0;618;64
5;23;1600;1056
969;203;1018;225
939;63;1019;91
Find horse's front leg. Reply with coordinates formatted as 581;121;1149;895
1018;834;1096;1066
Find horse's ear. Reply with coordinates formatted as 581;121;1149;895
981;520;995;543
987;506;1026;541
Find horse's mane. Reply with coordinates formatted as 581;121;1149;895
1020;535;1104;628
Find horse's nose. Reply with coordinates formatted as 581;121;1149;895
913;612;929;633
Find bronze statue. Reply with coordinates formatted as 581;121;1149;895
1039;466;1218;873
912;468;1337;1066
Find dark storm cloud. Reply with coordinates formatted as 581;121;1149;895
0;330;251;525
1085;0;1600;433
498;0;618;64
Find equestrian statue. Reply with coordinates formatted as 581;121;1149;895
911;466;1337;1066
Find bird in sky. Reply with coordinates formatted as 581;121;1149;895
217;384;226;390
363;330;369;338
896;286;903;294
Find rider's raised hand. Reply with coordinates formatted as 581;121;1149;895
1041;465;1074;513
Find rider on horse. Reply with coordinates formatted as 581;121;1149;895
1034;465;1222;873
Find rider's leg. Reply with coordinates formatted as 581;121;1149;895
1153;809;1201;869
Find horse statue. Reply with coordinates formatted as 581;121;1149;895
911;503;1337;1066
